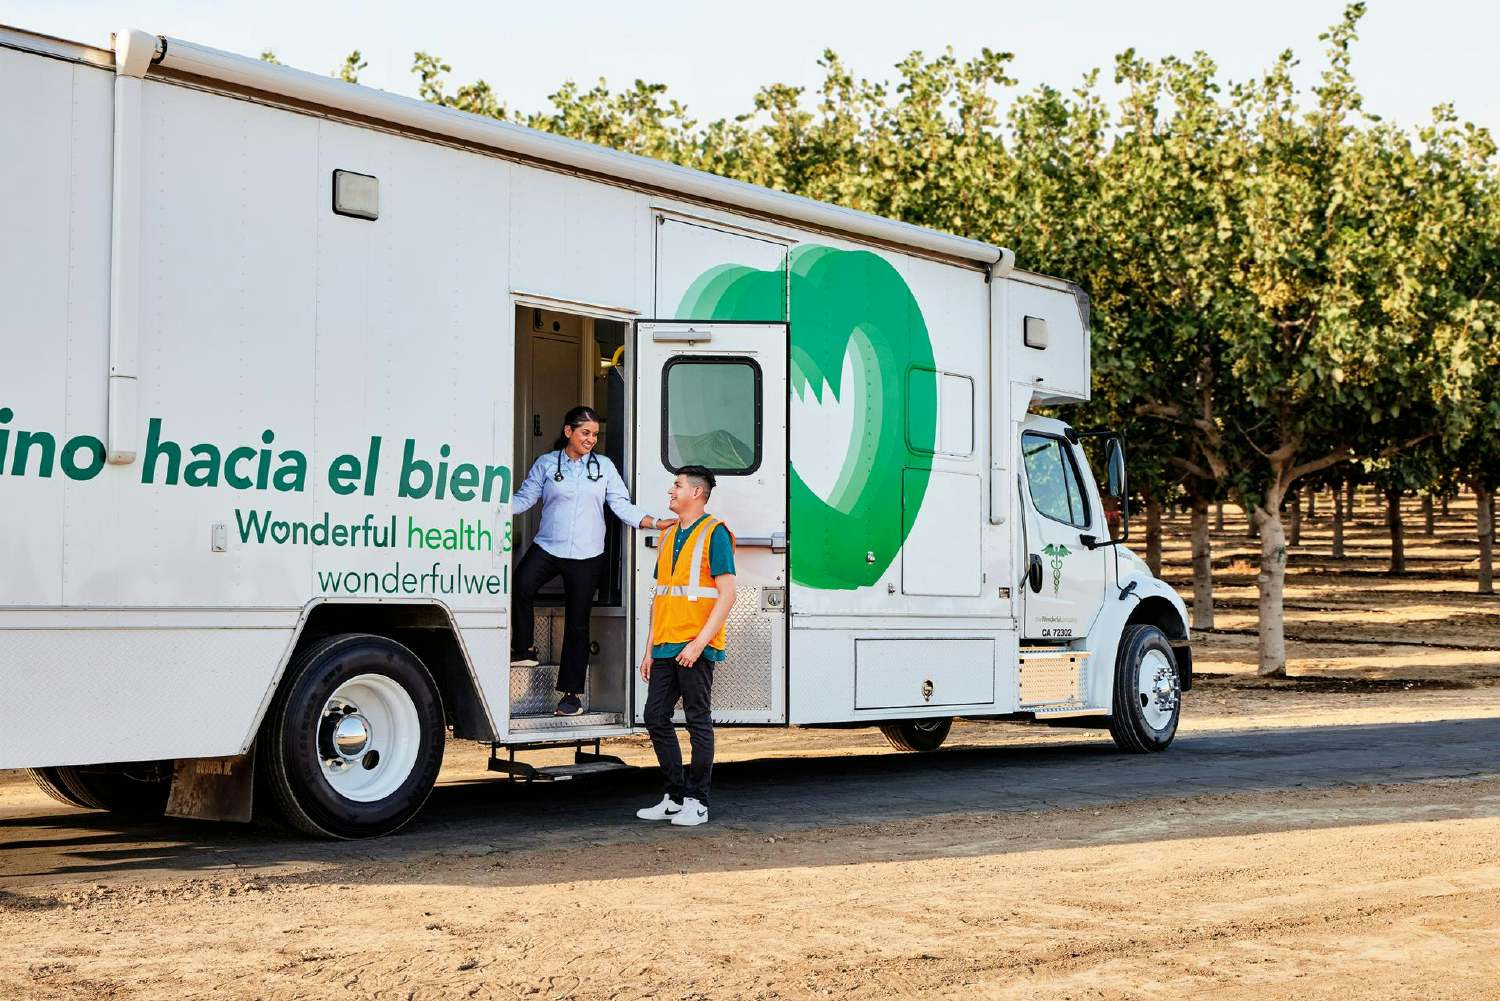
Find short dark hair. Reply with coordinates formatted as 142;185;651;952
675;464;716;497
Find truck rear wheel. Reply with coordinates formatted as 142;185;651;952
1108;625;1181;753
28;763;171;816
259;633;445;839
879;717;952;752
26;767;94;809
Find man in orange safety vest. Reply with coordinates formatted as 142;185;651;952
635;465;738;827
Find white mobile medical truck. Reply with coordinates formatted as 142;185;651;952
1;26;1192;838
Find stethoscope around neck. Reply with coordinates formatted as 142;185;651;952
555;449;602;483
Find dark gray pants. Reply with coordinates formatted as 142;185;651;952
643;656;715;805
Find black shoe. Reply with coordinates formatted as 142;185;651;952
555;694;584;716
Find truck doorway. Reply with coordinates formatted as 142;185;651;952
509;304;632;732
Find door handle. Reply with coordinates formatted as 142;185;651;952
1028;554;1043;593
736;532;788;553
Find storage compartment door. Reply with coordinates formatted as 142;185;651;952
855;638;996;709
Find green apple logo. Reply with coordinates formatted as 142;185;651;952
677;245;936;590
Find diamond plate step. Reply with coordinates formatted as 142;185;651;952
507;711;624;733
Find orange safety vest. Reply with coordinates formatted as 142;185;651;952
652;515;733;652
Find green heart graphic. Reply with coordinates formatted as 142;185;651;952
676;245;936;589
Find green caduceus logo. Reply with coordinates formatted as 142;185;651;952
1042;543;1070;594
677;245;937;591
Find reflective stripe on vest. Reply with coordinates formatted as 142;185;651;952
661;584;720;599
676;515;717;602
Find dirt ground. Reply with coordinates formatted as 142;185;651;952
3;492;1499;1000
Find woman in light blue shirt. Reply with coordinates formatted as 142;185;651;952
510;405;673;716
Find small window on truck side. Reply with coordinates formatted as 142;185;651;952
662;356;762;474
1021;431;1091;529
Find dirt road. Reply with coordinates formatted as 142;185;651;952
2;493;1498;999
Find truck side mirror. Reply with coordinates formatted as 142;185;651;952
1106;435;1130;544
1105;438;1126;499
1077;429;1130;548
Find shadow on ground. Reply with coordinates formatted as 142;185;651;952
3;716;1498;890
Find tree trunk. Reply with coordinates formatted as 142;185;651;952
1346;480;1357;523
1255;505;1289;677
1290;492;1302;548
1190;498;1214;630
1478;484;1494;596
1332;486;1346;559
1306;485;1317;521
1387;489;1406;574
1215;502;1224;532
1422;494;1435;536
1144;494;1163;577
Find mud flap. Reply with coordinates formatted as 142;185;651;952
166;751;255;822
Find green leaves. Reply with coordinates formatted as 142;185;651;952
373;6;1494;502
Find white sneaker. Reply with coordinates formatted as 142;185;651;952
669;798;708;827
635;795;682;821
510;656;539;668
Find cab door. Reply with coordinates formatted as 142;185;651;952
632;321;788;724
1018;423;1109;641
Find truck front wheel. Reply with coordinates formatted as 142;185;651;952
879;717;953;752
259;633;445;839
1108;625;1181;753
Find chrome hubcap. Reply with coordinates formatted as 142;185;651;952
331;711;371;759
1137;649;1180;731
320;697;372;773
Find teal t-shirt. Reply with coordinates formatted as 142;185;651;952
652;515;736;663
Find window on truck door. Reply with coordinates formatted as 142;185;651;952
1021;431;1091;529
662;356;763;474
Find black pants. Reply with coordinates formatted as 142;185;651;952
644;656;715;805
511;545;604;695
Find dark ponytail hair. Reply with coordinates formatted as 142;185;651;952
552;405;601;452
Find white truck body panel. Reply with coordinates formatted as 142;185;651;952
0;27;1184;772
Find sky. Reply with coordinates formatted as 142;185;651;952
2;1;1495;137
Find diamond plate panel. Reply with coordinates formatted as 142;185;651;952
509;664;590;716
509;610;591;715
1017;652;1088;708
715;586;774;712
528;608;567;665
0;627;294;768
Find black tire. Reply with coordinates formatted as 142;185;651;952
879;717;953;752
26;767;94;809
1108;624;1181;753
39;763;172;816
258;633;445;840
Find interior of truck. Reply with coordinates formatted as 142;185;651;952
509;305;633;732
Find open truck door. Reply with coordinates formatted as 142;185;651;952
632;321;789;724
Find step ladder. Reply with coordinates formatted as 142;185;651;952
487;738;632;783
